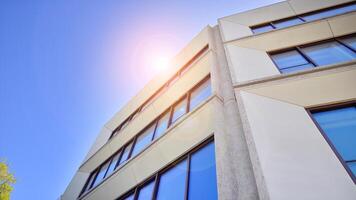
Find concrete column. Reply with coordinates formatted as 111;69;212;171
208;26;259;200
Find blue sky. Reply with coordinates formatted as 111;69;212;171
0;0;281;199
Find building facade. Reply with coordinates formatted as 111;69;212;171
61;0;356;199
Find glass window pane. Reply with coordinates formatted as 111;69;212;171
131;124;155;157
105;152;121;177
302;41;356;66
273;17;304;29
188;142;218;200
137;180;155;200
118;142;133;166
271;50;311;69
190;79;211;110
171;97;187;124
252;24;274;34
154;112;170;140
313;107;356;161
156;159;187;200
340;36;356;51
92;162;110;187
302;4;356;22
279;63;314;73
347;161;356;176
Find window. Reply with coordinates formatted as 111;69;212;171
106;153;120;176
118;138;217;200
189;78;212;110
156;159;187;200
82;170;97;193
271;50;314;73
270;35;356;74
137;180;155;200
82;76;212;197
252;24;274;34
339;36;356;50
91;162;110;188
188;142;218;200
108;46;209;142
171;97;188;125
311;104;356;182
118;142;133;166
153;111;170;140
273;17;304;29
302;41;356;66
301;3;356;22
251;2;356;34
131;124;155;157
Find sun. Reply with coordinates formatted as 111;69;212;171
152;56;170;73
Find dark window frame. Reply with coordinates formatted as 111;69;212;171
116;136;215;200
307;100;356;184
269;34;356;74
251;2;356;34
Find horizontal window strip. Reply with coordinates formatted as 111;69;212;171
79;75;212;198
109;45;209;140
117;137;217;200
251;2;356;34
269;34;356;74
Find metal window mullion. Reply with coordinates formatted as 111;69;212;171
128;138;137;160
103;158;113;179
184;154;191;200
269;22;277;29
186;93;191;113
335;38;356;53
133;187;139;200
114;148;124;169
269;22;278;29
151;119;159;142
296;47;317;67
151;174;159;200
345;159;356;163
88;169;100;189
297;16;306;22
167;106;174;128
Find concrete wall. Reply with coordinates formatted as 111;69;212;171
238;91;356;200
220;0;356;84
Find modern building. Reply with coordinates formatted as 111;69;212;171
61;0;356;199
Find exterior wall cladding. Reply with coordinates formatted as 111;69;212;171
61;0;356;199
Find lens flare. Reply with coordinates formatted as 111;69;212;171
151;56;170;72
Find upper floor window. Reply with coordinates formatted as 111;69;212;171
109;45;209;141
251;2;356;34
311;103;356;183
118;139;217;200
79;76;212;198
270;35;356;74
189;79;212;111
171;97;188;125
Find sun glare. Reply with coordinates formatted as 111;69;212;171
152;56;170;72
